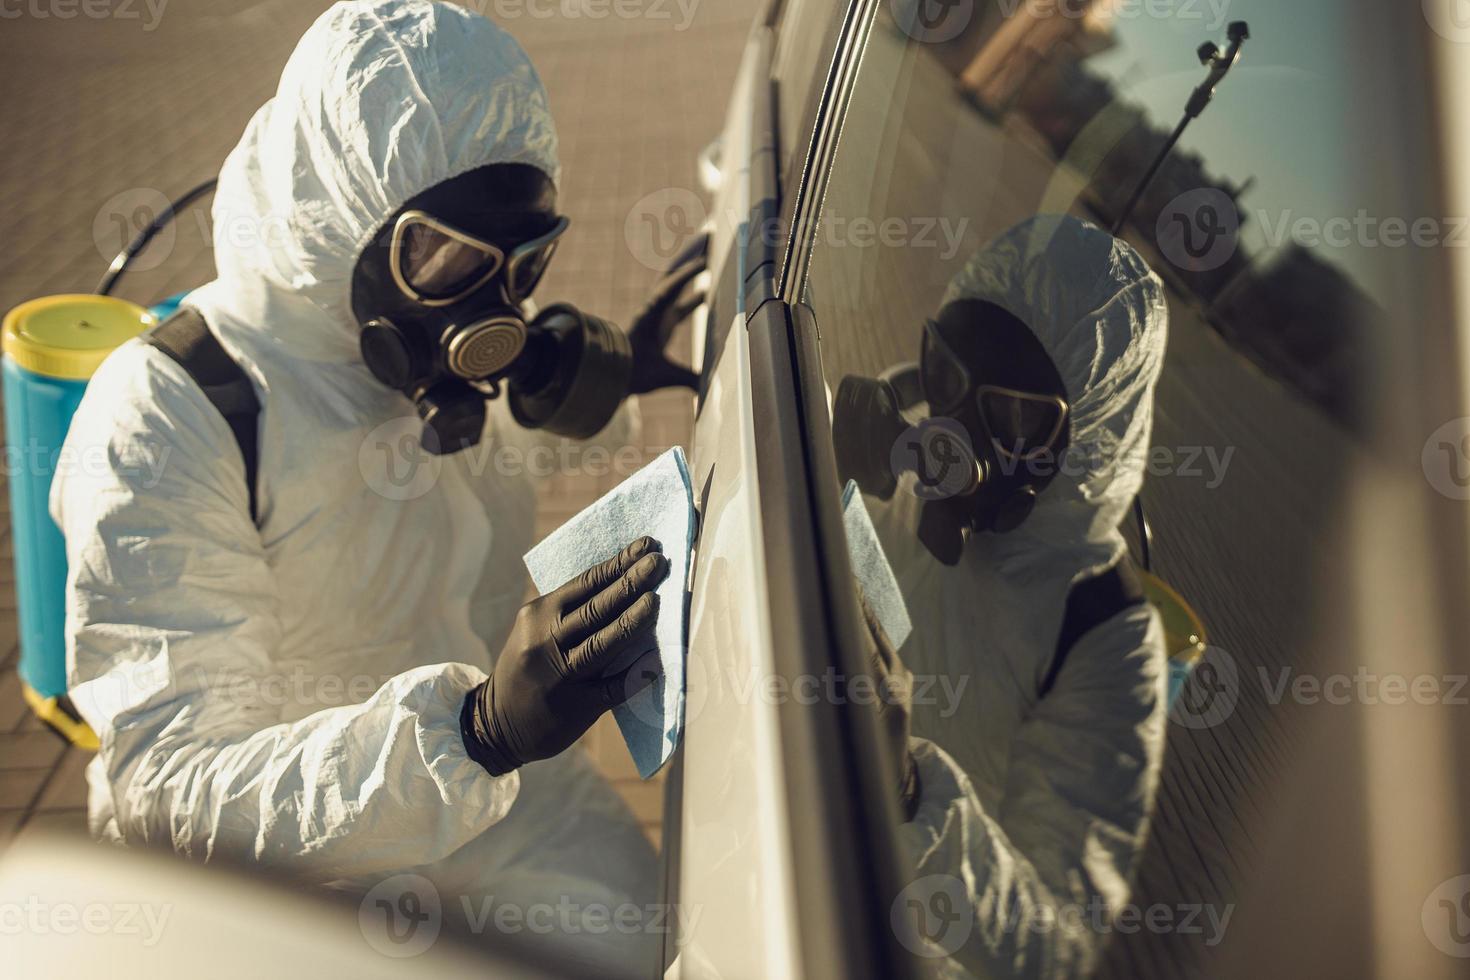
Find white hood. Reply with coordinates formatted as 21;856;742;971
941;214;1168;580
192;0;559;364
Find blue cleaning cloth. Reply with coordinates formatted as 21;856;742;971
842;480;912;650
524;447;694;779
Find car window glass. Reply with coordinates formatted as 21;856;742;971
798;1;1435;975
773;0;848;170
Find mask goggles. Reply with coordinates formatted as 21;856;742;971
359;206;637;455
390;209;569;309
920;319;1069;463
830;308;1072;565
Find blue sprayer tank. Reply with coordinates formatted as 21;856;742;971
3;294;156;744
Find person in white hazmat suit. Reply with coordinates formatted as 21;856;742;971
840;215;1170;979
50;1;703;970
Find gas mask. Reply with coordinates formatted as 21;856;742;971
351;163;635;454
831;298;1071;565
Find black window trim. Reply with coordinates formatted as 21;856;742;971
774;0;881;302
744;1;921;976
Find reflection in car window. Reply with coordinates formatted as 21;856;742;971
801;1;1429;976
772;0;847;169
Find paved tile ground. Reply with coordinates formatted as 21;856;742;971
0;0;759;851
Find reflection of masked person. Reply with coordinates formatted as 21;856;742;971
861;216;1169;978
49;2;698;972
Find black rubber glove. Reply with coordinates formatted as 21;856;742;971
462;537;669;776
861;593;920;821
627;234;708;394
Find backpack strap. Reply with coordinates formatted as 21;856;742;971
146;307;261;525
1039;558;1147;699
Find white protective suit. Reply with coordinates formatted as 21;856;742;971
51;1;655;971
880;216;1170;979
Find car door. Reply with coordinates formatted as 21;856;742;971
666;1;915;977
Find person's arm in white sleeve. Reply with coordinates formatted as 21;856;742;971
50;345;516;879
899;605;1168;980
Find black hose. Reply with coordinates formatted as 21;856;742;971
95;178;218;297
1133;495;1153;572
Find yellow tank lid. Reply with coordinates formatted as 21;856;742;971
3;294;155;381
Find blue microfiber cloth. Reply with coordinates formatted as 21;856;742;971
524;447;694;779
842;480;912;650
